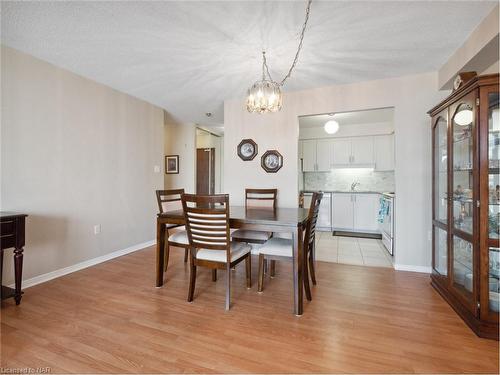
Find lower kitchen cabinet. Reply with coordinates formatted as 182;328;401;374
353;194;379;231
332;193;380;233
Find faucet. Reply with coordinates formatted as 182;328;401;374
351;181;360;191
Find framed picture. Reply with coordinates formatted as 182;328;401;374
261;150;283;173
237;139;258;161
165;155;179;174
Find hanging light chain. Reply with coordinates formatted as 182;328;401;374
262;0;312;86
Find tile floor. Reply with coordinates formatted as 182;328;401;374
314;232;394;268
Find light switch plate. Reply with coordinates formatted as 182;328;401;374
94;225;101;235
153;165;160;173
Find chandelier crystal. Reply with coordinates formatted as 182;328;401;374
246;0;312;113
246;53;282;113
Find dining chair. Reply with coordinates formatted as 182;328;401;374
231;188;277;244
182;193;252;310
298;191;317;286
256;191;323;301
156;189;189;272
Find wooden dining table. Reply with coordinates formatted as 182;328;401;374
156;206;310;315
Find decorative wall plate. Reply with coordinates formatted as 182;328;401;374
261;150;283;173
237;139;258;161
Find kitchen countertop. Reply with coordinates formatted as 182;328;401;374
301;190;389;195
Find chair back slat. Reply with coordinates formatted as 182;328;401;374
304;191;323;246
156;189;184;214
245;188;277;209
182;194;231;256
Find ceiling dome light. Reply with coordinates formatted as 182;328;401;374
454;108;473;126
324;120;339;134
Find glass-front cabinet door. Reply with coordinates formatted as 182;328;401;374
450;91;478;311
480;86;500;322
432;113;449;277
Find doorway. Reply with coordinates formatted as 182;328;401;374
196;148;215;194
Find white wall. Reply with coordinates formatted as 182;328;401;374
164;120;196;193
224;72;448;270
1;46;164;284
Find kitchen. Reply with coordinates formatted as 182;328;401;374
298;108;395;267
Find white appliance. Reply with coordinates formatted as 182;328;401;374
379;193;394;255
303;192;332;231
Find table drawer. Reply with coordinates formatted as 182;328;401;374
1;220;15;236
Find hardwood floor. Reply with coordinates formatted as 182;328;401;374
1;244;498;374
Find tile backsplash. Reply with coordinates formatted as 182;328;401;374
304;169;395;192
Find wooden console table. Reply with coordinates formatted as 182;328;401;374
1;212;27;305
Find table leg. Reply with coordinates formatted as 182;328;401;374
292;226;303;315
14;247;23;305
156;220;166;287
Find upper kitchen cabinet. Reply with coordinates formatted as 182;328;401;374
301;139;317;172
332;139;351;165
351;136;374;165
317;139;334;171
301;139;334;172
428;73;499;340
374;134;395;171
332;137;375;167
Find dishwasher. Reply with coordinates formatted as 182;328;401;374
302;192;332;231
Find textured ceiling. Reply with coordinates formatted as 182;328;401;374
1;1;496;126
299;107;394;128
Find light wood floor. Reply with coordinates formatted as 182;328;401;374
1;245;499;374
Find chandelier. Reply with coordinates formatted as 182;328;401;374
246;0;312;114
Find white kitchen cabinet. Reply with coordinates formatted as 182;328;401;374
332;139;351;165
374;134;395;171
298;140;303;159
353;194;380;232
301;139;316;172
316;139;333;171
351;137;374;165
332;193;381;233
332;194;354;230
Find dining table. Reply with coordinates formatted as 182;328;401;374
156;206;310;315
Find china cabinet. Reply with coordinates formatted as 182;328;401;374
429;73;499;340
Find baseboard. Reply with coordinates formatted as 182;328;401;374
9;239;156;289
394;264;432;274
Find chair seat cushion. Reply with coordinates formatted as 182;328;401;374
168;230;189;245
258;238;293;257
231;229;272;242
196;242;251;263
166;224;184;230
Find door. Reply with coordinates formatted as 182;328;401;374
479;85;500;323
332;193;354;230
196;148;215;195
302;140;316;172
450;90;478;314
374;135;395;171
332;139;351;165
351;136;374;165
316;139;333;171
353;194;379;232
432;111;449;277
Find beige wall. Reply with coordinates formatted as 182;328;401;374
1;46;164;285
224;72;447;270
164;120;196;193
